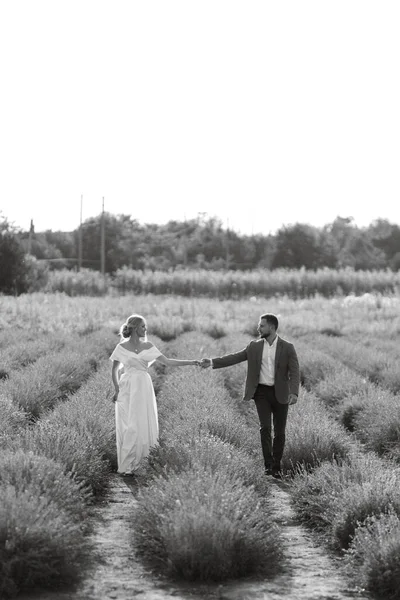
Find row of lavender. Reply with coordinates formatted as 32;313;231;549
0;323;119;597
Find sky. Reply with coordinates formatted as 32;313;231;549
1;0;399;236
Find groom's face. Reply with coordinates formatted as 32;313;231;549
258;318;273;338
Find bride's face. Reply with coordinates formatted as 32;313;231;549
136;320;147;338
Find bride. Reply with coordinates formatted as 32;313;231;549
110;314;200;476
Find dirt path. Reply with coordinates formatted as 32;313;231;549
219;477;370;600
19;473;370;600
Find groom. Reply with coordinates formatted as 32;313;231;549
201;313;299;478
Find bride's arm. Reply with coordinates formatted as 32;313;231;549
111;360;121;400
156;354;200;367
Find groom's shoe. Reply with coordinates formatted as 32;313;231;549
264;467;273;476
272;468;283;479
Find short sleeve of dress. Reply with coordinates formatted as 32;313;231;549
109;345;124;363
146;345;162;362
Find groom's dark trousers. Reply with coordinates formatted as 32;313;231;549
253;383;288;470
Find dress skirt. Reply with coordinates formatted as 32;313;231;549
115;369;159;473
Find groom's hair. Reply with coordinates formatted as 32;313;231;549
260;313;279;330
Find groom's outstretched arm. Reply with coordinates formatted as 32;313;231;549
208;347;248;369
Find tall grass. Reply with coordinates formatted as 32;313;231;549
109;267;400;299
44;268;110;296
37;266;400;298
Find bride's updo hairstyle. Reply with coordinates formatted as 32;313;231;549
119;314;146;340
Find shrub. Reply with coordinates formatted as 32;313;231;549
161;331;216;361
340;398;365;431
0;450;89;524
13;421;109;494
296;345;337;390
147;432;268;495
282;390;351;473
2;356;91;418
345;510;400;600
145;316;194;341
291;451;400;551
308;334;392;386
0;486;88;598
0;333;68;376
351;387;400;457
0;395;27;441
332;476;400;550
24;254;50;292
45;367;117;469
313;368;369;409
201;322;227;339
2;335;111;418
380;364;400;394
158;369;258;455
132;466;282;581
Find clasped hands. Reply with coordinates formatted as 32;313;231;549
193;358;212;368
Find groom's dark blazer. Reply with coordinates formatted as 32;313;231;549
212;336;300;404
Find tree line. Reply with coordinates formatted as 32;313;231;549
1;212;400;293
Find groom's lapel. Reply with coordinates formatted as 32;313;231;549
254;339;264;372
274;337;282;376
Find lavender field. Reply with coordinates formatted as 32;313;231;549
1;291;400;599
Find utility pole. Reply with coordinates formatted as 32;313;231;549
78;195;83;271
100;197;105;281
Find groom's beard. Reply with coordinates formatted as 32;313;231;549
260;333;273;340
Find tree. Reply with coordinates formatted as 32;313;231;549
369;219;400;266
271;224;327;269
339;233;386;270
327;217;386;269
0;216;28;294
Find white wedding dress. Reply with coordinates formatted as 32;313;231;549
109;344;161;474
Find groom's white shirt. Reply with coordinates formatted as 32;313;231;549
258;335;278;385
210;335;278;385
